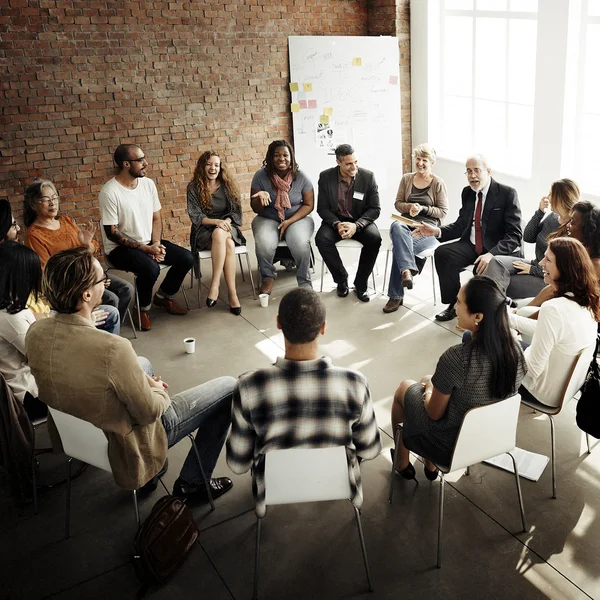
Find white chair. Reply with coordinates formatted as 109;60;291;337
253;446;373;599
519;349;593;498
382;244;437;305
104;260;190;332
194;245;256;306
389;394;527;568
48;406;214;539
319;239;377;293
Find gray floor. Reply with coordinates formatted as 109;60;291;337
2;237;599;600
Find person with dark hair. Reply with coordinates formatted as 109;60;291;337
315;143;381;302
567;201;600;274
0;242;47;420
390;276;525;481
26;247;236;503
99;144;195;331
0;199;20;243
510;237;600;408
23;179;134;322
187;151;245;314
485;179;579;300
414;155;523;323
250;140;315;295
227;287;382;517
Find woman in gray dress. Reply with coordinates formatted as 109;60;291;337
390;277;526;480
187;151;245;315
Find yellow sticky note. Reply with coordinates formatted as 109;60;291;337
289;82;299;92
352;57;362;67
303;82;313;92
320;114;329;125
291;103;300;113
323;107;333;116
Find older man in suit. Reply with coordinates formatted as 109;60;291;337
315;144;381;302
415;154;523;321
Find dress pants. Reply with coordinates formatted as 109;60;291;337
315;222;381;292
434;240;480;305
484;255;546;300
108;240;194;309
101;274;134;320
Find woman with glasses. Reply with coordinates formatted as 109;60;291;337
23;180;133;323
0;199;21;243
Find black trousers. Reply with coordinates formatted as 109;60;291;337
315;222;381;291
108;240;194;308
434;240;480;305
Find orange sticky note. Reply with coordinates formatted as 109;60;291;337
352;57;362;67
308;99;317;109
299;99;308;109
289;82;299;92
323;107;333;116
291;103;300;113
320;115;329;125
303;82;313;92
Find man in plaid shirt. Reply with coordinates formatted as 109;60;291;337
226;288;382;517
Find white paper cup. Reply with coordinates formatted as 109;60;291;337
184;337;196;354
259;293;269;308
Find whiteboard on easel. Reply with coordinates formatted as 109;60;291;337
288;36;402;229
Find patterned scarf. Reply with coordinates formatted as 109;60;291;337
272;172;293;221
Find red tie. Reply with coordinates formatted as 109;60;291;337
474;191;483;254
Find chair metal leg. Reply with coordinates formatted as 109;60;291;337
181;282;190;311
549;415;556;499
195;254;202;308
125;307;138;339
586;432;591;454
238;254;246;282
506;451;527;532
253;517;262;600
187;433;215;511
134;274;142;331
320;259;325;292
388;425;403;504
436;473;445;568
353;505;374;592
383;249;391;294
431;256;437;305
65;457;72;539
132;490;140;528
370;271;377;294
32;454;39;515
245;252;257;299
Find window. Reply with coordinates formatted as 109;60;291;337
432;0;538;177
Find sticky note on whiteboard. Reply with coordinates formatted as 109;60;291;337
289;82;299;92
291;103;300;113
299;99;308;109
323;107;333;116
352;57;362;67
303;82;313;92
320;115;329;125
308;99;317;109
389;75;398;85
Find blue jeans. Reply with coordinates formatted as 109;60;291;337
161;376;236;485
252;215;314;288
387;221;438;299
95;304;120;335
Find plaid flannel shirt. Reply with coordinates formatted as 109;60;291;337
226;356;382;517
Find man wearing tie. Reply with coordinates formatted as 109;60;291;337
414;155;523;322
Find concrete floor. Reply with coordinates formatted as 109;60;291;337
1;237;599;600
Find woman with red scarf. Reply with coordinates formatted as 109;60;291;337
250;140;315;295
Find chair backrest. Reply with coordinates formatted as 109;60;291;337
264;446;351;506
560;348;594;408
48;407;112;473
448;394;521;472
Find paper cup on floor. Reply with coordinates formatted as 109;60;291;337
184;338;196;354
259;293;269;308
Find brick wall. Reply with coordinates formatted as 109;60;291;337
368;0;411;174
0;0;369;247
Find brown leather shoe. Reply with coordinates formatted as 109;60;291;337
153;294;187;315
383;298;403;313
259;277;274;295
132;309;151;331
401;270;414;289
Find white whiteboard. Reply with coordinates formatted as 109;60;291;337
288;36;402;229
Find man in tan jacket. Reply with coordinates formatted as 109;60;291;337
26;247;235;504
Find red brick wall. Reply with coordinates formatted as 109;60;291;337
367;0;411;174
1;0;368;246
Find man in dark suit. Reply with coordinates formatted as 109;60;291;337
414;154;523;321
315;144;381;302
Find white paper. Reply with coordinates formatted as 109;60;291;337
483;447;549;482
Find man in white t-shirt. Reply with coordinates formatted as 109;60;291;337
99;144;194;331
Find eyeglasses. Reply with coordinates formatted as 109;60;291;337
38;194;59;204
464;168;483;176
94;274;109;286
128;156;147;163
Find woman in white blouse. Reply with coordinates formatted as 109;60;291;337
0;242;47;420
510;237;600;408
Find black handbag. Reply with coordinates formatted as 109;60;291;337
576;336;600;438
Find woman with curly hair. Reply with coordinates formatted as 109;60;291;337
187;151;245;315
250;140;314;295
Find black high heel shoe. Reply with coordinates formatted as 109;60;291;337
206;298;217;308
424;465;439;481
230;306;242;316
390;449;417;481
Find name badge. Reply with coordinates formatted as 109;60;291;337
353;191;364;201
